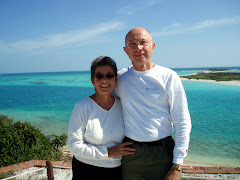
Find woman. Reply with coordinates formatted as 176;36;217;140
68;56;135;180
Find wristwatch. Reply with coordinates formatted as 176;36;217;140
172;163;182;171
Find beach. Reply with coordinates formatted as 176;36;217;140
180;68;240;86
180;77;240;86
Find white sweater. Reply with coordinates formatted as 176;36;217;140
114;65;191;165
68;97;124;168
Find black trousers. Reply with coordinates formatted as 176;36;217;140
72;156;122;180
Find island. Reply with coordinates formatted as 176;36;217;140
180;69;240;86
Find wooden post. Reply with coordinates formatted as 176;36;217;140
46;160;54;180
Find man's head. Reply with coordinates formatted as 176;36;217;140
124;27;155;71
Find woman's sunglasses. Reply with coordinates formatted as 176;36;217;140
94;73;115;80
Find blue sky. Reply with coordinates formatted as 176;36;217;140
0;0;240;73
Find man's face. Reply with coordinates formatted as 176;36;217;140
124;28;155;69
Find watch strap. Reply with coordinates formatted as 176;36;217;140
172;163;182;171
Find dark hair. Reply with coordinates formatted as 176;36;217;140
91;56;118;78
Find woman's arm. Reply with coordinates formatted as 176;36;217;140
68;104;109;160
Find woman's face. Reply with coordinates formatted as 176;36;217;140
91;65;117;95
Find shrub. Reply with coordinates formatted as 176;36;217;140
0;115;66;167
51;134;67;149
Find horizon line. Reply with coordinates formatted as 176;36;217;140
1;65;240;75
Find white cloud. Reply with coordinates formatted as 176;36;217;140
152;16;240;36
0;21;125;54
117;0;163;17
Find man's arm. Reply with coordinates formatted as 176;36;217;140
166;72;191;180
168;72;192;164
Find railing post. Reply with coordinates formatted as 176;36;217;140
46;160;54;180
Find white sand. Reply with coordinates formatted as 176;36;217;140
180;69;240;86
180;77;240;86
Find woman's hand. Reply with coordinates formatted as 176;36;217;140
107;142;136;158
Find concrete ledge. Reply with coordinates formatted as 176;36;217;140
0;160;72;174
0;160;240;175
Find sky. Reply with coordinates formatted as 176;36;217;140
0;0;240;73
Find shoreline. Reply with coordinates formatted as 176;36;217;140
180;69;240;86
183;160;238;168
180;77;240;86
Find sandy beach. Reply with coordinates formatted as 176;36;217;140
180;69;240;86
180;77;240;86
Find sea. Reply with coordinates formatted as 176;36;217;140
0;66;240;167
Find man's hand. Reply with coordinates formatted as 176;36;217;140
165;167;181;180
107;142;135;158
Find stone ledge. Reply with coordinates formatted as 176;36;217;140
1;160;240;175
0;160;71;174
182;166;240;174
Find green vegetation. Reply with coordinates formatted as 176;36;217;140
0;114;67;168
208;68;229;71
181;72;240;81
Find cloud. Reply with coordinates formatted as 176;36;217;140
0;21;125;54
117;0;163;17
152;16;240;36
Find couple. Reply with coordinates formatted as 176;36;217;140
68;27;192;180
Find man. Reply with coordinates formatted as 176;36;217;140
114;27;191;180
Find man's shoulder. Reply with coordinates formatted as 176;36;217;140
154;65;177;75
117;64;177;77
117;66;132;76
155;64;173;71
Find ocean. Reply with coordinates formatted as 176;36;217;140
0;67;240;167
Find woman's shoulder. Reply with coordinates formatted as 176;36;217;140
74;97;92;107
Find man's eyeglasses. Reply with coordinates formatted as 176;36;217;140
126;40;151;49
94;73;115;80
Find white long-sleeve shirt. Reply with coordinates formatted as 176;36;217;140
68;97;124;168
114;65;191;165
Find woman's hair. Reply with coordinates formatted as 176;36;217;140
91;56;117;78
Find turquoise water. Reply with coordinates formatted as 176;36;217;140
0;68;240;167
0;71;94;135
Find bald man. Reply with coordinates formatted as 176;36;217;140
114;27;191;180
